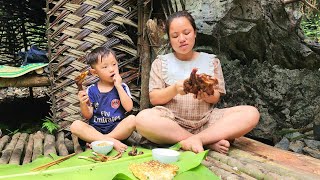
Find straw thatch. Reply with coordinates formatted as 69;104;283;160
47;0;139;130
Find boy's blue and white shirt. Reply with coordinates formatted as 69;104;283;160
86;83;132;133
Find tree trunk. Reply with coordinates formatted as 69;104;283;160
138;0;151;110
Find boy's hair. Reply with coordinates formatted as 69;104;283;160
165;10;197;37
86;47;117;67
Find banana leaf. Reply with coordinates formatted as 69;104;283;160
0;147;218;180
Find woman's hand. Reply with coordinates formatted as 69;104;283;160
193;90;210;100
175;80;186;95
194;89;220;104
78;90;90;105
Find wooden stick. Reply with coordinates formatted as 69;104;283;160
71;134;83;154
64;137;74;153
0;133;21;164
22;134;34;164
0;135;10;152
32;131;44;161
56;131;68;156
31;153;76;171
9;133;28;165
44;134;57;156
0;75;50;87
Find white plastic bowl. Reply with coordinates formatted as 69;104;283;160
152;148;180;163
91;140;114;155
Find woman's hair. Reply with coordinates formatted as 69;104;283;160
86;47;117;67
165;10;197;36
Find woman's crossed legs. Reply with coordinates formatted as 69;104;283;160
136;105;259;154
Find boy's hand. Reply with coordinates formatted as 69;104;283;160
113;73;122;88
78;90;90;105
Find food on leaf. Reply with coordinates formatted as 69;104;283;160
129;160;179;180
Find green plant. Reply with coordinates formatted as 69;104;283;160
301;13;320;42
5;129;19;136
42;117;59;134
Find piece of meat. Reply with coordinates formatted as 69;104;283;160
74;71;89;91
183;68;218;96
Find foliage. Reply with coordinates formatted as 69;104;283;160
301;13;320;42
41;117;59;134
5;129;19;136
299;0;320;42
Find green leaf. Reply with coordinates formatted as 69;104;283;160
0;147;218;180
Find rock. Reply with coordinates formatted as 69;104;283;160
304;139;320;150
289;140;304;154
274;137;290;150
303;147;320;159
216;58;320;142
285;132;303;141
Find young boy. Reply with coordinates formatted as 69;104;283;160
70;47;135;152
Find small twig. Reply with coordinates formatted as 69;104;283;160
31;153;76;171
78;156;98;163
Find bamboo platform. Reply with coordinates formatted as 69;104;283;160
0;132;319;179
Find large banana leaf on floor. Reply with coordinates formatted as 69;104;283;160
0;147;218;180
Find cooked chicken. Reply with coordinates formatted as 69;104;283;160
183;68;218;96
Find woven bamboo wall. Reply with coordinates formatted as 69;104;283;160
47;0;139;130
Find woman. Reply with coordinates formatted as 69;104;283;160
136;11;260;154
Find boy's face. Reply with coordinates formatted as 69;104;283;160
90;53;119;83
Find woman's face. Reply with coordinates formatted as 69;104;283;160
169;17;196;57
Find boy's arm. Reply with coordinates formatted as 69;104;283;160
78;90;93;119
115;84;133;112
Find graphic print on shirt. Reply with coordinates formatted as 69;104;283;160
111;99;121;109
87;83;130;126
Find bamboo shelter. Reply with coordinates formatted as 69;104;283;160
47;0;140;130
0;0;47;66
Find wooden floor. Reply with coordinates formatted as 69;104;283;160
1;132;320;180
203;137;320;179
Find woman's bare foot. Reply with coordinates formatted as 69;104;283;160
180;136;204;153
207;139;230;154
